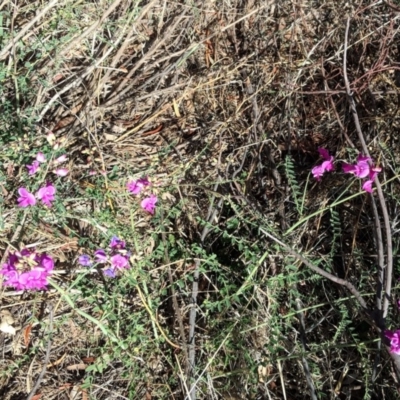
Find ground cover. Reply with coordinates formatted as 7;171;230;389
1;0;400;399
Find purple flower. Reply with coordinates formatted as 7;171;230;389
36;183;56;207
26;160;40;175
54;168;69;177
78;254;92;266
0;249;54;291
141;194;158;214
343;155;371;179
343;155;381;193
110;236;126;249
36;152;46;163
17;188;36;207
127;177;150;195
385;330;400;354
94;249;107;263
103;268;116;278
110;254;129;269
362;166;381;193
40;254;55;271
311;148;334;181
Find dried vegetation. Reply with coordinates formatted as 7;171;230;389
2;0;400;399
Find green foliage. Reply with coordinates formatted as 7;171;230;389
329;208;342;258
284;154;307;216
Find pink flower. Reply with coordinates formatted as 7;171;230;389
110;236;125;249
311;148;334;181
54;168;69;177
55;155;68;164
36;183;56;207
343;155;371;178
343;155;381;193
0;249;54;291
26;160;40;175
127;177;150;195
17;188;36;207
385;330;400;354
110;254;129;269
36;152;46;163
141;194;158;214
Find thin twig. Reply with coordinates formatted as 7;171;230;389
45;0;125;70
343;18;393;320
160;210;190;375
0;0;63;60
260;228;370;312
37;11;133;122
295;297;318;400
187;180;224;400
0;211;27;267
26;305;54;400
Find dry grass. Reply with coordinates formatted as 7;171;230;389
1;0;400;399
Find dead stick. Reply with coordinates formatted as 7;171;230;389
343;18;393;320
260;228;369;312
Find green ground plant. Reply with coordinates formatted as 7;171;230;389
2;0;400;399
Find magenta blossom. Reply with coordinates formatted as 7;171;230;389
26;160;40;175
311;148;334;181
141;194;158;214
0;249;54;291
385;330;400;354
127;177;150;195
343;154;381;193
36;183;56;207
17;188;36;207
342;155;371;178
80;235;131;278
110;254;129;269
362;166;381;193
110;236;126;249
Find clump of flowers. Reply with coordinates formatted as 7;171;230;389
311;148;335;181
311;149;382;193
127;177;158;214
17;183;56;208
385;330;400;354
127;177;150;195
17;188;36;207
26;152;46;175
36;182;56;207
342;154;381;193
26;151;69;177
0;249;54;290
78;236;130;278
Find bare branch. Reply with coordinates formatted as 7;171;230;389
343;17;393;320
260;228;370;312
